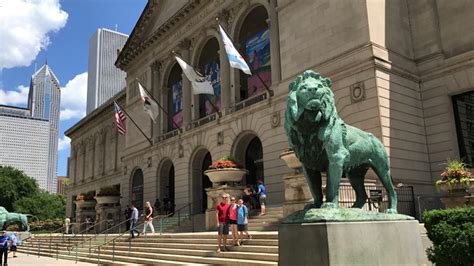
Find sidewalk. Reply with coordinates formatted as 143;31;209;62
6;254;94;266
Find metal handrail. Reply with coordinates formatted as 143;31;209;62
71;216;131;252
66;219;109;252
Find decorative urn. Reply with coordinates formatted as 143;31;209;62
204;156;248;185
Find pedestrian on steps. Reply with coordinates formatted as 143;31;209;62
228;197;240;246
216;193;230;252
142;201;155;235
0;230;10;266
257;180;267;216
237;198;251;244
129;204;140;238
8;233;17;258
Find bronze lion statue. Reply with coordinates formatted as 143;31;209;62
284;70;398;213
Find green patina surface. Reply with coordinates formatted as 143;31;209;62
283;208;414;224
0;207;29;231
284;70;400;220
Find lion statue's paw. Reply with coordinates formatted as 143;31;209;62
321;202;338;209
385;208;398;214
303;203;321;211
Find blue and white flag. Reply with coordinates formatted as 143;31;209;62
218;24;252;75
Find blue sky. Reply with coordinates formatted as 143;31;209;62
0;0;146;176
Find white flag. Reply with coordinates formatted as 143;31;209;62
138;82;160;123
218;24;252;75
175;56;214;95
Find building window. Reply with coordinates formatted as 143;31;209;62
452;90;474;166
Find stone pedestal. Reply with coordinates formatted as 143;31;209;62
279;220;425;266
94;196;121;232
283;173;313;217
74;200;96;232
205;185;244;230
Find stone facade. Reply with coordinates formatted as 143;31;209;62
65;0;474;222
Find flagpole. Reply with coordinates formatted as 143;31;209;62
136;78;183;133
216;19;274;97
115;101;153;146
172;51;222;118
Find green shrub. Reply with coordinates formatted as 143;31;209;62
423;207;474;266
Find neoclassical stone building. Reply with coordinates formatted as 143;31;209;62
66;0;474;223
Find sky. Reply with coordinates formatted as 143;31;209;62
0;0;147;176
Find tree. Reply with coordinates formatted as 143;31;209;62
13;191;66;220
0;166;39;211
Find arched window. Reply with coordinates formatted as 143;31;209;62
197;38;220;118
157;160;175;214
167;64;183;130
238;6;271;101
131;169;144;211
245;136;264;185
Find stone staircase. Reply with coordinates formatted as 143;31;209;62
247;206;283;231
19;231;278;265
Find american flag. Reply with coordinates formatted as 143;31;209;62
113;101;126;135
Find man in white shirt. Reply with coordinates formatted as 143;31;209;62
130;204;140;238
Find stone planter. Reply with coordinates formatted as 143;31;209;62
74;200;96;209
437;182;473;208
437;181;473;193
279;150;302;170
95;195;121;205
204;168;248;185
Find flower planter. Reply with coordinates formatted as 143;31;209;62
74;200;96;209
279;150;302;169
437;181;474;193
204;168;248;184
95;195;121;205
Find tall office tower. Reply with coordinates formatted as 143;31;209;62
86;28;128;114
28;63;61;193
0;105;50;190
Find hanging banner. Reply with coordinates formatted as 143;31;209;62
202;58;221;116
172;80;183;128
245;28;272;97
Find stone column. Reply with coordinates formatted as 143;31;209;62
268;0;281;85
150;61;162;139
179;40;192;129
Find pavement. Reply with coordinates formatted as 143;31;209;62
5;254;94;266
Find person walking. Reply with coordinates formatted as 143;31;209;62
142;201;155;235
129;204;140;238
9;233;17;258
0;230;10;266
124;205;132;232
257;180;267;216
216;193;230;253
237;198;251;244
228;196;239;246
65;217;71;234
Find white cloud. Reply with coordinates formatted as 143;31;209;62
58;135;71;151
60;72;87;121
0;0;68;69
0;85;29;106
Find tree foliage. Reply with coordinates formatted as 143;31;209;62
0;166;39;211
13;191;66;220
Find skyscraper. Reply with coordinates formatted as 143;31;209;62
0;63;60;192
86;28;128;114
28;63;61;192
0;105;50;190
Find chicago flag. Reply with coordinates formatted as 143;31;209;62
218;24;252;75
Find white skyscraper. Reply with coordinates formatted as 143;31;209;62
28;63;61;193
86;28;128;114
0;106;50;190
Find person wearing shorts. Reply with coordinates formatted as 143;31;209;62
9;233;17;258
237;198;251;244
228;197;239;246
216;193;230;252
257;180;267;216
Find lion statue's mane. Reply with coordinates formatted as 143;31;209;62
284;70;398;213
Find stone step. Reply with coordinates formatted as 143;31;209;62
99;246;278;262
100;242;278;253
76;250;278;265
118;237;279;246
124;231;278;239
